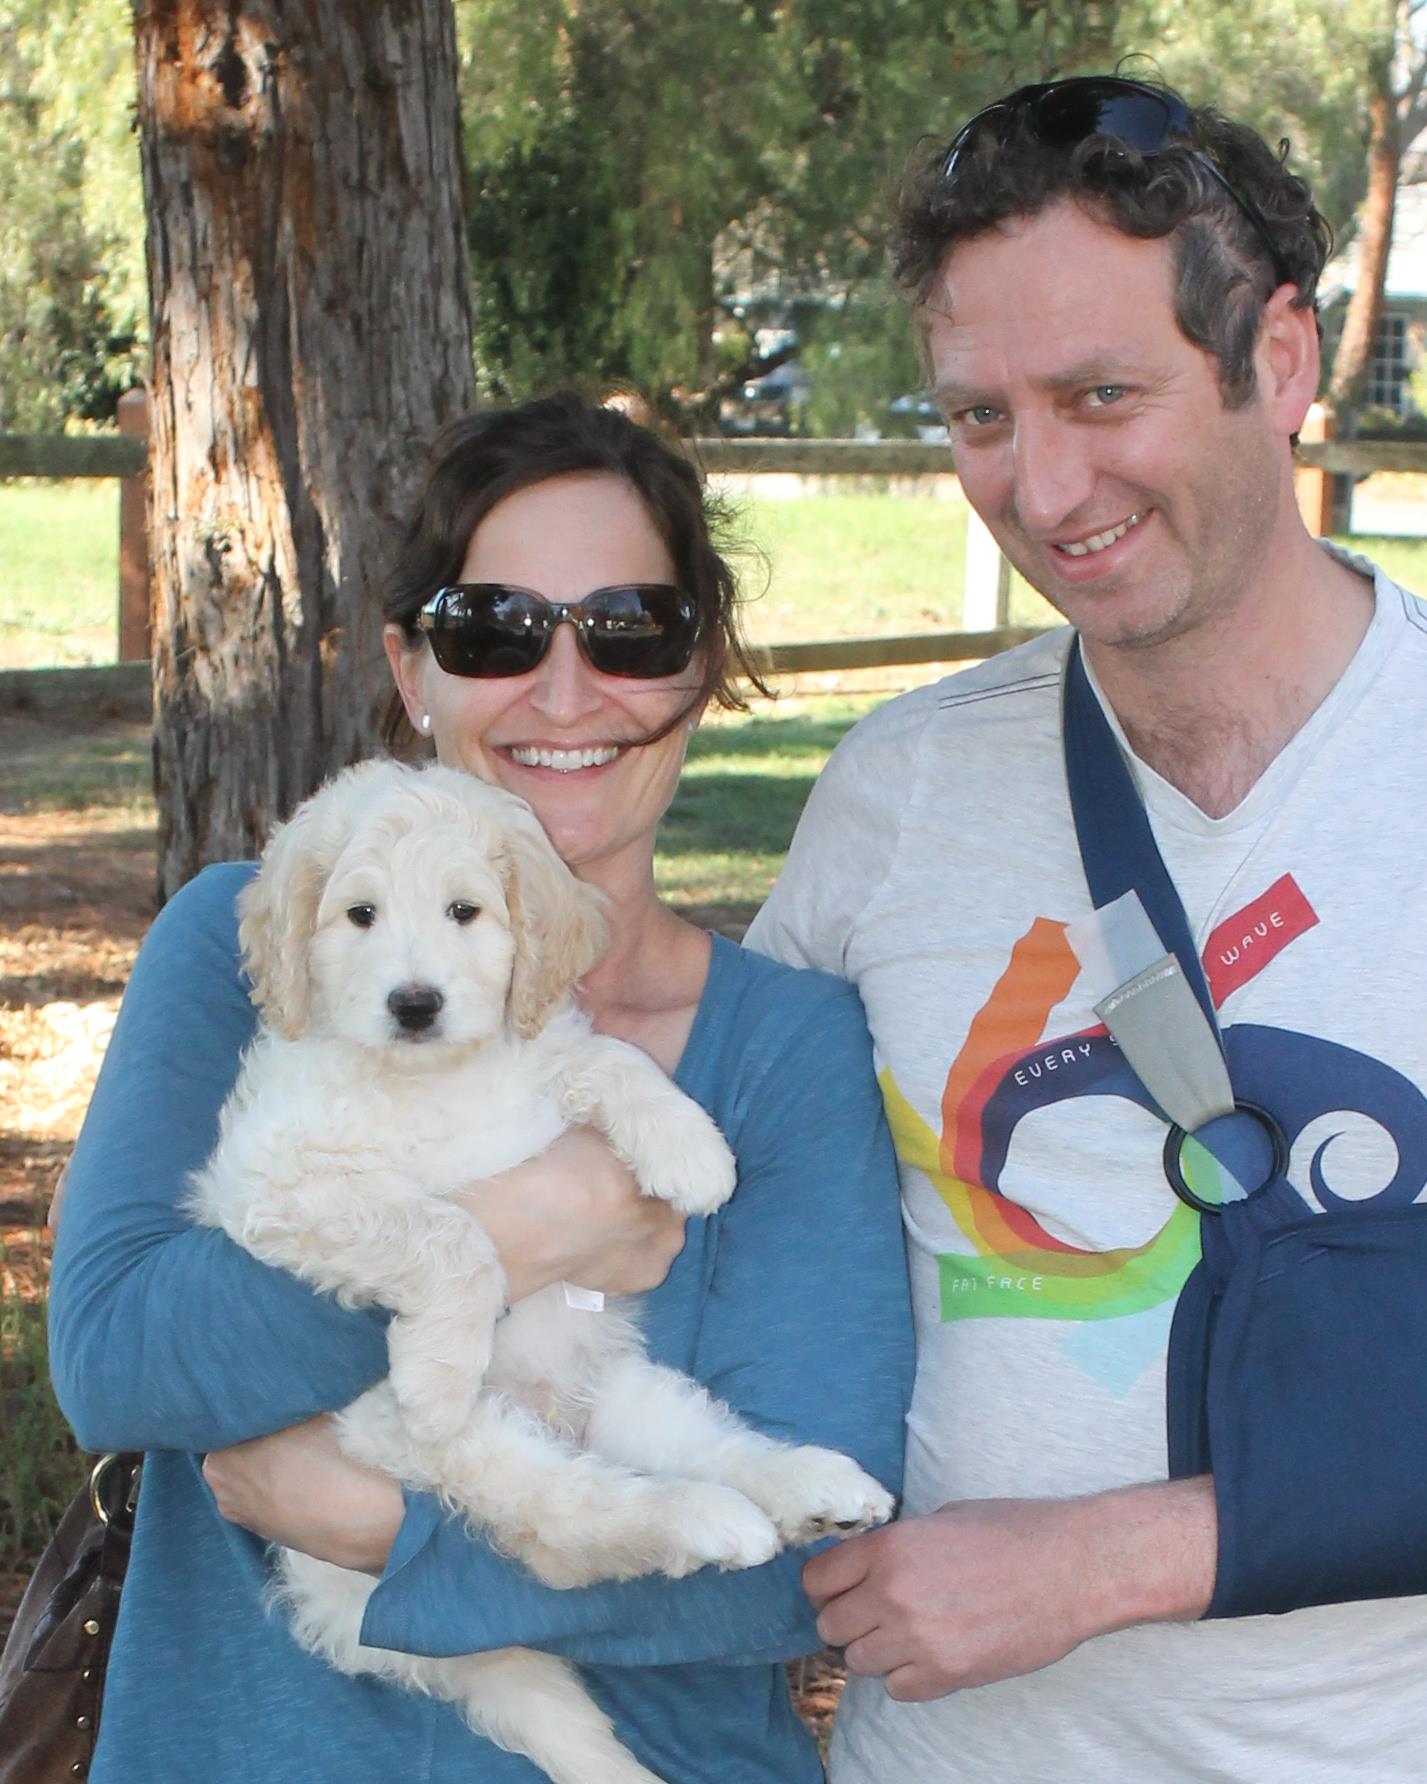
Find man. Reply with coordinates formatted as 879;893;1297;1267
747;76;1427;1781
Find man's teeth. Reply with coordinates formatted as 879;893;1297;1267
1059;512;1144;557
509;745;622;772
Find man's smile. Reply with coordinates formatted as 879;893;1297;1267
1053;511;1147;558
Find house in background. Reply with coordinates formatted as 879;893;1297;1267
1322;172;1427;421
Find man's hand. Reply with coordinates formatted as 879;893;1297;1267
458;1125;687;1303
804;1479;1217;1702
203;1416;405;1576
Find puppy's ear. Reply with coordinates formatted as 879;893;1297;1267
501;807;607;1039
237;762;392;1037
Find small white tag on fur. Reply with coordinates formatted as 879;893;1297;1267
561;1281;606;1313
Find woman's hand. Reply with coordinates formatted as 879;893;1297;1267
459;1125;687;1303
202;1416;404;1575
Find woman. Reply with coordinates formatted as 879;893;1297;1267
48;391;913;1783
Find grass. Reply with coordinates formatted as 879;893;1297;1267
657;699;872;912
1344;534;1427;592
3;729;155;816
735;487;1060;638
0;480;119;668
1;1248;81;1582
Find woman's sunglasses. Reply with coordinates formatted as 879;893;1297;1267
416;582;701;680
943;77;1288;285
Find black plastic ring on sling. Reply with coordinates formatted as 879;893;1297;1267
1163;1099;1290;1214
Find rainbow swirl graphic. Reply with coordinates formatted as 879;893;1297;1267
881;917;1201;1322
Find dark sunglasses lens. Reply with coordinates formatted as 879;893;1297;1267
427;587;548;678
581;587;699;678
1033;83;1182;153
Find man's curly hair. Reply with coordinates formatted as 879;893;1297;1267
891;82;1333;408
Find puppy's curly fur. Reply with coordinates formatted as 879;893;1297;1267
187;761;891;1784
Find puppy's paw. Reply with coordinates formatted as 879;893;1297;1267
635;1116;737;1217
657;1481;781;1576
740;1446;894;1547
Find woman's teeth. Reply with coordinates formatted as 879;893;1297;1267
1059;511;1144;557
509;745;622;772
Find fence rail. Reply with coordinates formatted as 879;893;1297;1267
4;422;1425;678
0;630;1048;718
752;625;1043;674
11;429;1427;486
0;432;145;478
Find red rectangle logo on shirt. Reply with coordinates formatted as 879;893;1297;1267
1203;873;1318;1007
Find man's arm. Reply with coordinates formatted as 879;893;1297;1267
806;1477;1217;1701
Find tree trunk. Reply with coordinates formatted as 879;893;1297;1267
135;0;475;900
1327;53;1401;415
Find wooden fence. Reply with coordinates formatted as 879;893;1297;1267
4;409;1426;684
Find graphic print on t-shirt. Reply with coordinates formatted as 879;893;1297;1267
880;871;1427;1339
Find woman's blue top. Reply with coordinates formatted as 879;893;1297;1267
48;864;913;1783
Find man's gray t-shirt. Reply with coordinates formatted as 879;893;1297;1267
748;556;1427;1782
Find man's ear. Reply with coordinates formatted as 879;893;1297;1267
1259;286;1321;438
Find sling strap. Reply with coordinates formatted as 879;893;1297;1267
1062;637;1281;1205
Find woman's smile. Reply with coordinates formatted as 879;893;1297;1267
505;742;626;773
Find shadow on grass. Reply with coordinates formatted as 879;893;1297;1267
662;770;820;860
689;710;860;764
0;718;152;816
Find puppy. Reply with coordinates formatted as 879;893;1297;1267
187;760;892;1784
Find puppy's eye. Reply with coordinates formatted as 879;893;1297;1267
346;904;377;929
446;901;480;925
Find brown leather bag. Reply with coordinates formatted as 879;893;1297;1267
0;1454;140;1783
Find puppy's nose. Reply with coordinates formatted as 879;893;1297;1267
387;984;444;1033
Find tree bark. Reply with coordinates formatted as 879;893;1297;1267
1327;48;1401;415
134;0;475;900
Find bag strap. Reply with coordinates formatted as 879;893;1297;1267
1063;640;1291;1210
1062;635;1221;1037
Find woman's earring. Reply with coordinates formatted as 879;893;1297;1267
419;713;432;735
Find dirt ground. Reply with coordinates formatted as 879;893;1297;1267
1;709;154;1209
0;701;846;1741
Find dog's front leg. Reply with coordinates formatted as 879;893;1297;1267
584;1355;894;1549
545;1034;736;1216
190;1150;505;1448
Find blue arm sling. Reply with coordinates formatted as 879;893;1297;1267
1064;637;1427;1618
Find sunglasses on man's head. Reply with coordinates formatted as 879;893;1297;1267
943;76;1288;286
416;582;702;680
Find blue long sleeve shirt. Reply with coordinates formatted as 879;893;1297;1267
49;864;913;1783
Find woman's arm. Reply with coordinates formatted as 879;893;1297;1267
351;978;914;1668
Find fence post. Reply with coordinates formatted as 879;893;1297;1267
1295;402;1334;537
116;387;150;663
962;508;1010;630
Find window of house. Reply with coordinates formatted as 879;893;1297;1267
1367;311;1411;411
